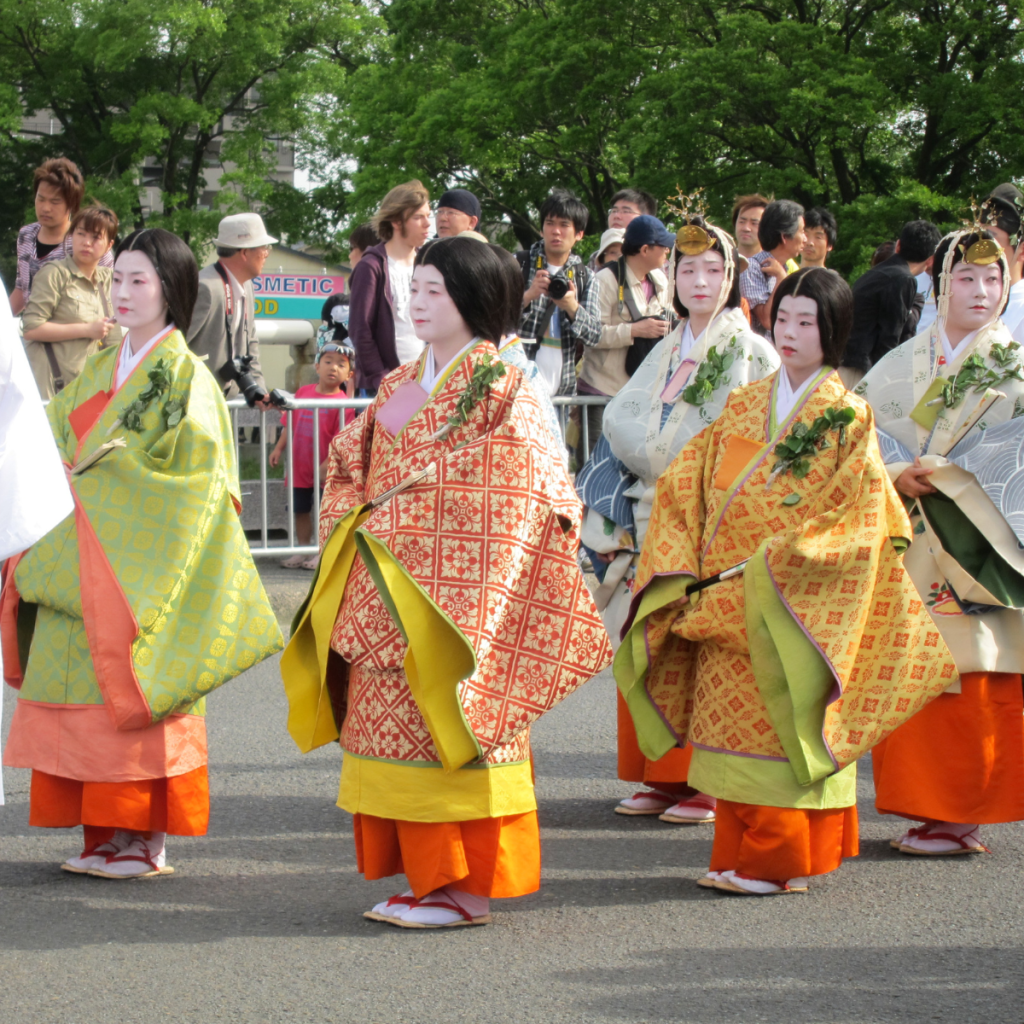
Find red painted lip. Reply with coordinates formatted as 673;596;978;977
117;307;130;314
780;346;796;355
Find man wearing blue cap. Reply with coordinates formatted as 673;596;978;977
577;214;672;456
435;189;482;237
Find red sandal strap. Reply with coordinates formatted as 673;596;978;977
105;851;159;872
674;795;717;811
911;829;988;851
733;871;790;889
407;898;473;922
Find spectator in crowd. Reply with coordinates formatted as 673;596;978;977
801;207;837;268
10;157;113;316
871;240;897;267
594;228;624;267
744;199;806;333
607;188;657;229
271;342;356;570
840;219;941;385
578;215;672;460
517;188;599;396
435;189;482;237
187;212;276;409
591;191;657;270
348;223;379;269
983;182;1024;341
731;193;770;331
347;180;432;396
22;205;120;399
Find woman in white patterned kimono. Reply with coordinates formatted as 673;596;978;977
577;218;779;822
857;226;1024;855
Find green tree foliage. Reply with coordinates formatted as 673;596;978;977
323;0;1024;277
0;0;372;266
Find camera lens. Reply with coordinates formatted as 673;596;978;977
547;277;569;300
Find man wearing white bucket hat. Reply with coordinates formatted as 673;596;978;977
187;212;277;408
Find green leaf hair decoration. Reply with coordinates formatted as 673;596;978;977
116;359;185;433
935;341;1024;410
433;352;507;440
680;336;739;406
766;405;857;490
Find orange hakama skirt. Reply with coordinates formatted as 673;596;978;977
353;812;541;900
872;671;1024;824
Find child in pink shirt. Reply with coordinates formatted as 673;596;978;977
270;343;355;567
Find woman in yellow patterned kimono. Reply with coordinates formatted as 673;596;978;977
616;267;956;895
2;229;283;878
282;238;612;927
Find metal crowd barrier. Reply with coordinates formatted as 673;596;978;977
228;393;611;558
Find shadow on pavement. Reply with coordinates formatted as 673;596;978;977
556;945;1024;1022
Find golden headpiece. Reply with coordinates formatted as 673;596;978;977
953;198;1003;265
934;199;1011;324
665;187;713;255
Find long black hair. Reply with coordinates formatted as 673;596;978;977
414;237;507;344
770;267;853;368
115;228;199;334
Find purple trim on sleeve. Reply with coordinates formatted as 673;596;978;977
689;740;789;763
620;569;696;639
764;547;843;772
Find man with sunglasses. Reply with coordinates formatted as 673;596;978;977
188;212;276;410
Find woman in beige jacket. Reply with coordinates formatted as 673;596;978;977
22;205;119;398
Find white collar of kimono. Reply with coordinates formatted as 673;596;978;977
672;319;702;369
938;325;981;367
116;324;175;389
775;365;820;423
421;338;478;394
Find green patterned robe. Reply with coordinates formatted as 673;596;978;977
7;329;282;756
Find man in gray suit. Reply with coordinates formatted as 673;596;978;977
188;212;276;409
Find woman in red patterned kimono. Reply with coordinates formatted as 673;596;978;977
282;238;612;927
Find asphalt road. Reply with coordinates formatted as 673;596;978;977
1;564;1023;1024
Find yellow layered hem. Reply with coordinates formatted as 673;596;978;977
338;753;536;823
688;747;857;810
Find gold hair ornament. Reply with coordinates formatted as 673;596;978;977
666;187;713;255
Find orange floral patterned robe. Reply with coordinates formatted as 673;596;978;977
282;342;612;893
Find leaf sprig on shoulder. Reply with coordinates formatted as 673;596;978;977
433;352;507;440
680;336;738;406
766;405;856;489
117;359;184;433
939;341;1024;410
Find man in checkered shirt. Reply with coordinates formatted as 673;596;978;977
517;189;600;396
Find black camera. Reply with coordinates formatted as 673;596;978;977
219;355;294;409
547;276;571;300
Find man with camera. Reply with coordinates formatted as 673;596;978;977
187;212;276;411
576;215;673;459
517;188;600;397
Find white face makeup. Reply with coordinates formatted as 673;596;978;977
675;249;726;317
945;261;1004;336
774;294;824;384
410;263;473;350
112;250;167;334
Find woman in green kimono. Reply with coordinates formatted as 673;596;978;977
2;228;282;878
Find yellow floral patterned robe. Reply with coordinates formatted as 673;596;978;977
283;341;613;822
615;369;957;808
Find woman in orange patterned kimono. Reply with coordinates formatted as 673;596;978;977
282;238;612;927
617;268;956;895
